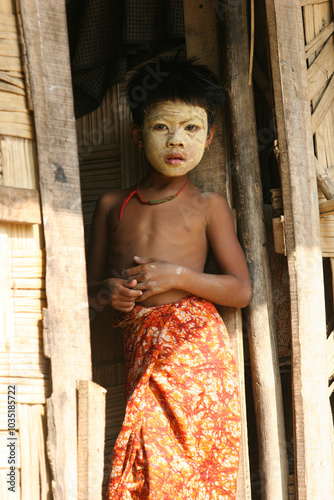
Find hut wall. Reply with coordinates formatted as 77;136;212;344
265;0;334;498
302;0;334;430
0;0;51;497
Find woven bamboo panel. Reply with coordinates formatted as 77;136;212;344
0;7;34;140
1;137;37;188
17;404;52;500
93;362;125;389
303;2;334;171
76;86;120;148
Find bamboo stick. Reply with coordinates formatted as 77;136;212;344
0;55;21;71
0;71;24;88
305;20;334;58
312;76;334;133
320;198;334;213
315;155;334;199
0;38;20;57
0;12;18;27
307;35;334;100
0;80;25;95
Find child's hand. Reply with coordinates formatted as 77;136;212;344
122;256;181;301
109;278;143;312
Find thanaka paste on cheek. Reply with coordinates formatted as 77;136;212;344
142;101;209;177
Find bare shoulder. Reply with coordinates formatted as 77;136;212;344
187;183;231;225
94;185;137;218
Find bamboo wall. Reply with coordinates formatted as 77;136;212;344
0;0;51;498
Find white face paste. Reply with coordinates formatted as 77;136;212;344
176;266;183;275
142;100;209;177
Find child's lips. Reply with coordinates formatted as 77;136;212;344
164;153;186;165
165;158;184;165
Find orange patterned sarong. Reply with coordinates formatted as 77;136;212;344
105;295;241;499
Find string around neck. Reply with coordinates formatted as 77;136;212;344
119;176;190;220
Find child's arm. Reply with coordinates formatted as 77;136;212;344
87;193;143;312
123;195;252;308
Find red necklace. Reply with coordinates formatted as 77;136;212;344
119;176;190;220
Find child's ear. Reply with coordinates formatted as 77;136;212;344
205;125;215;149
129;122;144;150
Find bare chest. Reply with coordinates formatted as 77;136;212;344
109;197;208;269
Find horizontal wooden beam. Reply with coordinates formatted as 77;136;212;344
0;185;41;224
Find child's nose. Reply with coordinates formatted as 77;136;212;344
167;129;184;147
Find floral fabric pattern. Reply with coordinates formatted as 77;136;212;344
105;295;241;499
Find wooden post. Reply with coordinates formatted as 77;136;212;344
183;1;251;498
16;1;93;498
264;1;334;498
77;381;107;500
222;1;289;499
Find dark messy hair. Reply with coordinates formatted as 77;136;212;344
126;55;226;129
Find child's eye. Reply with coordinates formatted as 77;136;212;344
153;124;167;131
185;124;198;131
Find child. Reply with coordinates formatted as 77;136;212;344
87;56;252;500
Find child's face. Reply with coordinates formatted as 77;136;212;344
136;100;214;177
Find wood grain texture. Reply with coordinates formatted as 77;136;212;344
265;0;334;498
223;1;289;499
183;2;251;498
77;381;107;500
16;0;93;497
0;186;41;224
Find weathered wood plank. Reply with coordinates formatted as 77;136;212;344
183;2;251;498
0;186;41;224
77;380;107;500
264;0;334;498
16;0;92;498
222;1;289;499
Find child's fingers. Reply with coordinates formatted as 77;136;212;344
122;266;143;278
135;289;154;302
115;281;142;298
118;278;138;288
